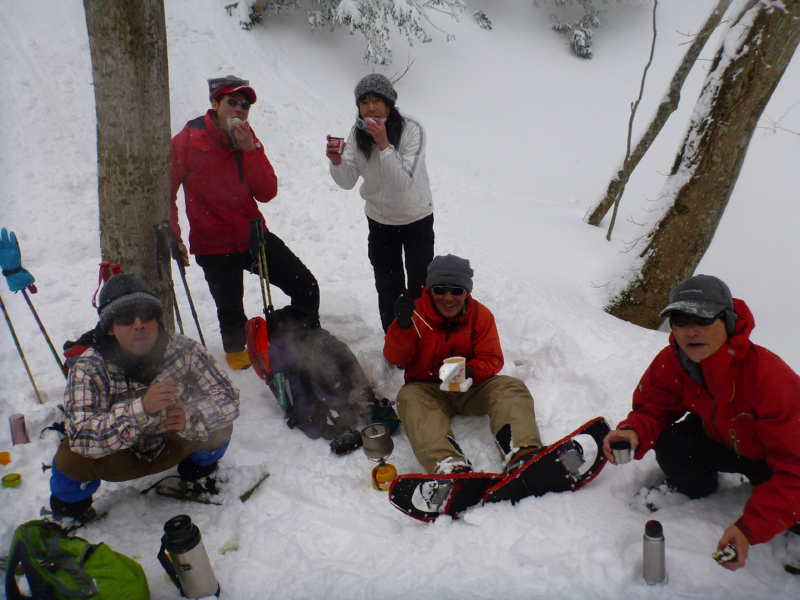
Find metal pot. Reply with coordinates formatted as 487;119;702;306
361;423;394;461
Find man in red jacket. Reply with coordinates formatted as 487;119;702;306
384;254;543;474
171;75;319;370
603;275;800;571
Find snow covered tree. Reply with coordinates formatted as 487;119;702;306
244;0;467;66
606;0;800;329
585;0;733;227
83;0;174;327
543;0;622;59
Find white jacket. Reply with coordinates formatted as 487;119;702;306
330;112;433;226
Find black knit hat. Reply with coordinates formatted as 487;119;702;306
354;74;397;105
426;255;474;293
97;274;163;333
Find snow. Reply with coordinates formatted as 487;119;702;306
1;0;799;598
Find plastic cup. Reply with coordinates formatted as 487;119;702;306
0;451;10;466
2;473;22;488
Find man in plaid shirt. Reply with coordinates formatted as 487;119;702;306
48;274;240;523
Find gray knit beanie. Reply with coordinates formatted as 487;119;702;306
97;274;163;333
354;74;397;105
426;255;474;292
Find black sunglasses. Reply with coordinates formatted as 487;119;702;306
225;97;251;110
114;308;160;326
668;312;721;328
431;286;466;297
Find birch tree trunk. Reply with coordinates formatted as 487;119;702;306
607;0;800;328
83;0;174;327
586;0;733;227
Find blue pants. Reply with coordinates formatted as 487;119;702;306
51;426;232;502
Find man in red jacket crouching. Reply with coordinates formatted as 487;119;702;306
384;254;543;475
603;275;800;571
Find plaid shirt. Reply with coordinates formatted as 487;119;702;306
65;332;240;460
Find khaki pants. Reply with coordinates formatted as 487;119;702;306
397;376;541;474
54;425;233;483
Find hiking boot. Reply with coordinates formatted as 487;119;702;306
434;461;473;475
225;349;251;371
634;481;684;513
505;446;546;474
48;494;98;527
178;459;220;495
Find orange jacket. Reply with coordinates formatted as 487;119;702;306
383;289;503;386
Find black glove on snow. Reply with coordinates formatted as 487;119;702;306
393;294;416;329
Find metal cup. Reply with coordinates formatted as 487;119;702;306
361;423;393;461
610;439;632;464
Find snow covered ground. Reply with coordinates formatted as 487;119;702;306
1;0;799;598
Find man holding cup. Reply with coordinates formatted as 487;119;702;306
603;275;800;571
383;254;543;474
48;274;240;525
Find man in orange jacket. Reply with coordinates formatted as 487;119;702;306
603;275;800;571
384;254;543;474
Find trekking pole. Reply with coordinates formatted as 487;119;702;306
154;223;185;335
21;289;67;378
249;217;273;315
163;221;206;347
0;291;44;404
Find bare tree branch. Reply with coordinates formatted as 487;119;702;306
604;0;658;241
585;0;733;226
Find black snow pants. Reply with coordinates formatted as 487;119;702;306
654;413;773;499
195;231;319;353
367;213;435;333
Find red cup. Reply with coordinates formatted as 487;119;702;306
329;137;345;155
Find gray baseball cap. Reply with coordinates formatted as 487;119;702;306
659;275;733;319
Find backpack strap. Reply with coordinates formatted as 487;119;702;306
91;262;122;309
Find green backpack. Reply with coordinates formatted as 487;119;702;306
5;520;150;600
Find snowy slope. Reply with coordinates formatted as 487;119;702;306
1;0;799;598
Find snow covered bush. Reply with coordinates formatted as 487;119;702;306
237;0;468;66
539;0;626;59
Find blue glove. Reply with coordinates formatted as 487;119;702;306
0;228;35;292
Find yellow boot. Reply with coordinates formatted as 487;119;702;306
225;349;251;371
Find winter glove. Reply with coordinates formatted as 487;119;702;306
393;294;416;329
465;366;474;381
0;228;35;292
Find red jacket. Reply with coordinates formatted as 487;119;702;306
170;110;278;255
383;290;504;386
619;299;800;545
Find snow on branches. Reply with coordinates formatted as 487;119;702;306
240;0;468;66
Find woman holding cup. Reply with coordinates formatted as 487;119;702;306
326;74;435;333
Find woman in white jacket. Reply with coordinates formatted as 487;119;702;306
327;74;435;332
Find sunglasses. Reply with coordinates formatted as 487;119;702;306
114;308;160;326
668;312;721;328
431;286;466;297
225;97;251;110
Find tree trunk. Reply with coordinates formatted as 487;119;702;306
83;0;174;328
607;0;800;328
585;0;733;226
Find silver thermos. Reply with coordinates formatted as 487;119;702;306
158;515;220;598
643;519;666;585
